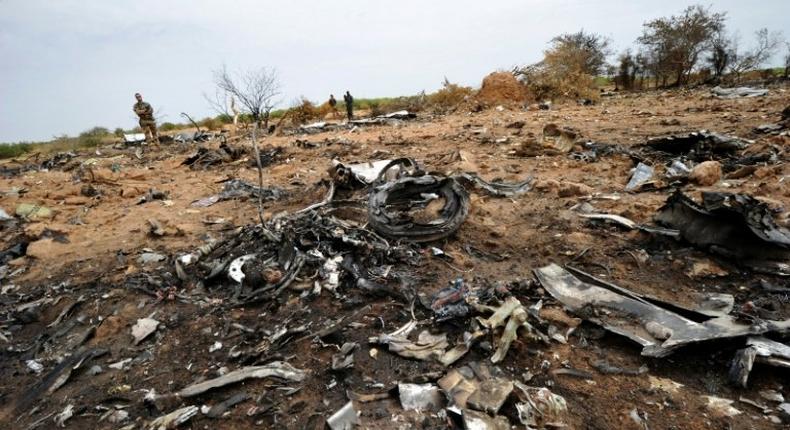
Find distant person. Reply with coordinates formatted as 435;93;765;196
229;96;240;132
343;91;354;120
328;94;338;118
133;92;159;144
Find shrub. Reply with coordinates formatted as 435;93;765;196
366;100;384;116
0;142;33;159
215;114;233;124
427;79;473;113
199;117;221;131
78;127;111;147
288;97;321;125
159;122;179;132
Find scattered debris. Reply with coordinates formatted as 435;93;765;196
655;191;790;274
625;162;655;191
178;362;306;397
369;321;452;362
666;159;692;179
148;405;199;430
368;162;470;242
26;359;44;374
462;408;510;430
643;130;749;161
327;401;359;430
131;317;160;345
191;179;285;208
534;264;790;357
330;159;399;187
332;342;358;370
730;337;790;387
0;207;13;221
138;188;169;204
54;404;74;427
398;383;445;411
578;213;638;230
514;382;568;428
204;392;250;418
712;86;768;99
454;173;533;197
138;252;167;265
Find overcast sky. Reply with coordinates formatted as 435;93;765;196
1;0;787;142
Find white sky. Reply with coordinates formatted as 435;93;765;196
1;0;788;142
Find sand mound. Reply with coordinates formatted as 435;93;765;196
475;71;531;106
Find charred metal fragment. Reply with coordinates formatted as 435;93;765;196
655;191;790;274
643;131;749;161
454;173;533;197
729;337;790;388
534;264;790;357
368;166;470;242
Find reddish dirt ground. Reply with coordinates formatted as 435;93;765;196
1;84;789;429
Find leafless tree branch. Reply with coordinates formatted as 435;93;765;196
211;65;282;228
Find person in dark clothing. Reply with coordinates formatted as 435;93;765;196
328;94;338;118
343;91;354;120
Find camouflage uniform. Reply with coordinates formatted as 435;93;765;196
133;101;159;144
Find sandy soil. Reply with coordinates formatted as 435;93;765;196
1;84;789;429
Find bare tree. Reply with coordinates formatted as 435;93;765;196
204;88;243;131
214;65;281;129
203;88;231;117
729;28;783;81
212;65;282;226
638;5;726;86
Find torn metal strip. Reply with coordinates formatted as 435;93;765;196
534;264;790;357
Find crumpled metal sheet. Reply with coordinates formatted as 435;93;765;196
454;173;533;197
729;336;790;387
329;158;417;189
712;86;768;99
398;383;445;411
666;159;692;179
514;382;568;428
123;133;146;143
330;159;395;187
368;169;470;242
349;110;417;126
368;321;449;361
438;362;512;414
643;130;749;160
655;191;790;274
534;264;790;357
327;401;359;430
178;361;306;397
191;179;285;207
148;405;199;430
625;162;654;191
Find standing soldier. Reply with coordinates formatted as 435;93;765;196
343;91;354;121
133;93;159;145
328;94;338;119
